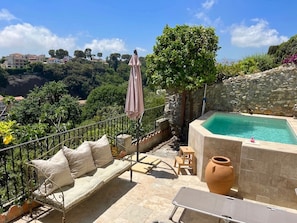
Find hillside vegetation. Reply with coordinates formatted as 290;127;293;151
1;33;296;145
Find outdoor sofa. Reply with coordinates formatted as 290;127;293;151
26;135;133;223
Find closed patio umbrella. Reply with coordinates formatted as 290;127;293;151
125;50;144;161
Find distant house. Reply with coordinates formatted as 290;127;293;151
46;57;63;64
46;56;73;64
25;54;46;63
4;53;27;68
62;56;73;63
3;53;46;69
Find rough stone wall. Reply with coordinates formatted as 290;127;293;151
166;65;297;140
206;64;297;116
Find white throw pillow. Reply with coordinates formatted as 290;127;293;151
89;134;114;167
31;149;74;195
63;141;96;178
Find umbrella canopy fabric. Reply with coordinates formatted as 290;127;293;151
125;51;144;120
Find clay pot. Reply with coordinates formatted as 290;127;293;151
205;156;235;195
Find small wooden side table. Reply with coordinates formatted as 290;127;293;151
174;146;196;175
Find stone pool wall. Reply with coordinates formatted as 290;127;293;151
240;143;297;208
188;111;297;209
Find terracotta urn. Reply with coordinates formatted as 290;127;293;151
205;156;235;195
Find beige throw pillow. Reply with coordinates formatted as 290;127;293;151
63;141;96;178
89;135;114;167
31;149;74;196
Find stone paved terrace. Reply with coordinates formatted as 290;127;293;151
13;137;297;223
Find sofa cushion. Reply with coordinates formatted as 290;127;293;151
63;141;96;178
31;149;74;195
89;135;114;167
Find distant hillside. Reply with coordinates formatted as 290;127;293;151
0;75;47;96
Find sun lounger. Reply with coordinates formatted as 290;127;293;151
169;187;297;223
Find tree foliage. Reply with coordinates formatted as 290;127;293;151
82;84;127;119
85;48;92;60
9;81;81;133
216;54;277;81
268;34;297;64
48;49;69;59
74;50;86;58
146;25;219;92
0;67;9;88
107;53;121;71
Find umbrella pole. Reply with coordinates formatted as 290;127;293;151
136;119;140;162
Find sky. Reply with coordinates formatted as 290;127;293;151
0;0;295;61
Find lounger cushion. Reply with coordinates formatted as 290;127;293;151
63;141;96;178
89;134;114;167
31;149;74;195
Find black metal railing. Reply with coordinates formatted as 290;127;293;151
0;105;164;212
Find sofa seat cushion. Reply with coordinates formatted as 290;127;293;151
91;159;132;184
33;159;132;210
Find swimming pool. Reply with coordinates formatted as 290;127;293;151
202;112;297;145
188;111;297;209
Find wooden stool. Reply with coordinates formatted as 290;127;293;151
174;146;196;175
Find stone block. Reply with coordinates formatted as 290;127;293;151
116;134;132;154
156;118;170;131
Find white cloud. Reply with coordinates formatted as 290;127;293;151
202;0;216;10
195;11;221;27
0;9;17;21
0;22;129;57
194;0;221;27
84;38;127;54
0;23;76;55
230;19;288;48
135;47;146;53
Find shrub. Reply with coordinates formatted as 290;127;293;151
282;54;297;64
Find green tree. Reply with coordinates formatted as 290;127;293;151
48;49;55;57
268;34;297;64
0;67;9;88
97;52;103;58
108;53;121;71
239;57;259;74
85;48;92;60
82;84;126;119
0;56;6;64
55;49;69;59
146;24;219;139
30;62;44;73
74;50;86;58
63;75;91;99
121;54;130;61
43;63;66;80
9;81;81;133
251;54;276;72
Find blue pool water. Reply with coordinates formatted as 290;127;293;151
202;113;297;145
